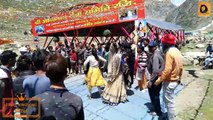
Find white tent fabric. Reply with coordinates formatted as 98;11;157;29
146;18;184;31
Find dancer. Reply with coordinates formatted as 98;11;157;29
102;42;128;105
84;48;106;98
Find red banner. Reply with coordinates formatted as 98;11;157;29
31;0;145;36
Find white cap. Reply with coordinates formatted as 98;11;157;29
19;47;27;52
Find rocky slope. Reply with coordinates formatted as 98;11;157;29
145;0;176;20
166;0;213;31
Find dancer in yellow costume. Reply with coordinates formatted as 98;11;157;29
84;48;106;98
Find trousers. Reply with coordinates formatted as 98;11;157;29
162;81;179;120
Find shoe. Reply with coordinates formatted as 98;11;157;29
158;115;168;120
202;67;207;70
83;81;87;85
149;111;157;116
158;112;168;120
125;85;129;90
135;86;139;90
87;95;91;99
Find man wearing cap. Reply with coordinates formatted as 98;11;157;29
155;34;183;120
0;50;17;119
147;40;164;116
19;46;28;55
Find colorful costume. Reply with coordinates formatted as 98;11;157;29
84;55;106;90
102;44;128;105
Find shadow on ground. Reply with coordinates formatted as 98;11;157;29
186;70;199;78
127;89;134;96
144;102;154;112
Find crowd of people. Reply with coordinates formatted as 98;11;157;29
0;33;183;120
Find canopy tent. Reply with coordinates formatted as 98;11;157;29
146;18;184;31
145;18;185;45
31;0;185;49
31;0;145;49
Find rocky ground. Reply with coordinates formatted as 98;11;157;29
175;67;213;120
175;34;213;120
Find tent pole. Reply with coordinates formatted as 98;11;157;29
89;37;94;45
121;27;132;42
71;36;75;45
83;28;93;46
72;30;76;44
43;36;48;49
147;24;159;39
95;36;100;44
45;37;53;50
183;30;185;41
76;30;79;44
156;28;159;41
63;32;71;45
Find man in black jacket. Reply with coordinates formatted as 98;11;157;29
147;41;164;116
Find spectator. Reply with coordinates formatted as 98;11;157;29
155;34;183;120
103;43;110;73
135;45;148;91
91;44;95;49
140;38;150;52
120;41;135;88
56;42;71;73
27;53;84;120
121;51;130;88
84;44;92;60
56;43;68;58
78;43;85;74
127;48;135;88
147;41;164;116
13;55;35;95
203;56;213;69
206;42;212;56
25;45;33;58
23;49;50;98
69;48;78;74
0;50;17;119
97;43;104;57
47;46;55;55
19;46;28;55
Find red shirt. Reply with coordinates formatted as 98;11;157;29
69;51;77;61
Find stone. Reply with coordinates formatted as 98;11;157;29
187;46;194;49
182;56;194;66
196;44;205;48
183;52;206;59
193;59;200;66
0;49;3;54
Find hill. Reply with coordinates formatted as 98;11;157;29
145;0;176;20
166;0;213;31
